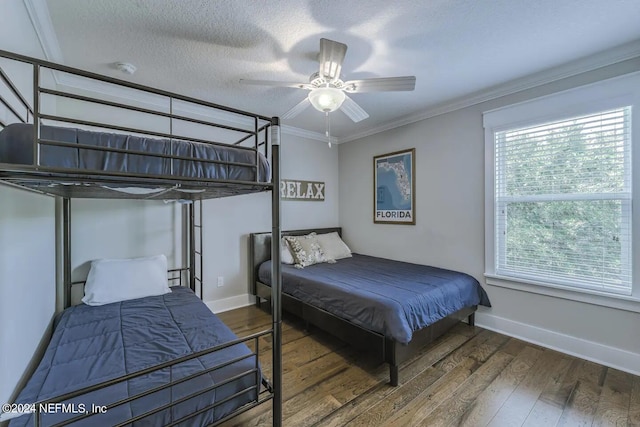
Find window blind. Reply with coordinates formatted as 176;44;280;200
495;107;632;295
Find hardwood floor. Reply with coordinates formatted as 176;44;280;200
218;306;640;427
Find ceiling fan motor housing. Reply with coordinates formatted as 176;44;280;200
309;72;353;91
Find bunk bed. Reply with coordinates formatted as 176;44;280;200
0;50;284;427
249;228;490;386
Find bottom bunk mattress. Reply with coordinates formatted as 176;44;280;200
9;287;259;427
259;254;491;344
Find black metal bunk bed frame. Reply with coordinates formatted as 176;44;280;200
0;50;284;427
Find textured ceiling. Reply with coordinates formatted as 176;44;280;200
44;0;640;141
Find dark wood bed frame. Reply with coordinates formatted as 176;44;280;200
249;227;477;386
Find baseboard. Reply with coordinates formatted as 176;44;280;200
205;294;254;314
476;313;640;376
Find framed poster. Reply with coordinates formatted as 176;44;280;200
373;148;415;224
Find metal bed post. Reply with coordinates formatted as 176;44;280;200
254;117;259;182
32;64;40;167
198;200;203;299
169;97;174;176
270;117;282;427
189;199;204;298
188;201;196;292
63;197;71;309
265;125;270;160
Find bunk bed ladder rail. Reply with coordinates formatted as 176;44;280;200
188;199;204;298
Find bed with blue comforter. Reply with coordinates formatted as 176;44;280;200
9;287;259;427
258;254;490;344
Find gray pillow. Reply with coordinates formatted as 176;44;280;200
284;233;333;268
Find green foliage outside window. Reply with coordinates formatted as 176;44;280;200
496;109;630;290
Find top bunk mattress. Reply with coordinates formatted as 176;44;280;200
9;286;259;427
258;254;491;344
0;123;270;183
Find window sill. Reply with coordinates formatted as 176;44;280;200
484;274;640;314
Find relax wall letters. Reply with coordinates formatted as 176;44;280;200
280;179;325;201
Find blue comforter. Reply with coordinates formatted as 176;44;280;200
10;287;258;427
0;123;270;182
259;254;490;344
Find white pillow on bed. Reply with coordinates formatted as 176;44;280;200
82;254;171;306
315;232;352;260
281;238;295;264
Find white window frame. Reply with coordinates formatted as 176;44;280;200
484;72;640;313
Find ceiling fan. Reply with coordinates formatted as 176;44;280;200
240;38;416;125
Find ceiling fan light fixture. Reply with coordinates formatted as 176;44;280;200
308;87;345;113
240;39;415;123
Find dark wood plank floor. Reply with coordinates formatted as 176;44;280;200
218;306;640;427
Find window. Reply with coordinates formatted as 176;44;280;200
495;108;632;295
484;72;639;306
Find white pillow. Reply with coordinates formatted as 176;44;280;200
315;232;352;260
82;254;171;306
281;238;294;265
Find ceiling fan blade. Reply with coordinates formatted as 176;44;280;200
343;76;416;93
240;79;312;90
341;95;369;123
282;98;311;119
319;38;347;82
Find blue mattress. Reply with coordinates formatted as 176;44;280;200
259;254;490;344
9;287;259;427
0;123;269;182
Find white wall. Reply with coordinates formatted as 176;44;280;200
0;186;55;404
0;0;57;405
202;135;339;310
339;57;640;374
68;199;182;304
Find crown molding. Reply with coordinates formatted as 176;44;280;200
23;0;65;86
57;74;171;106
281;125;337;144
339;40;640;144
23;0;64;65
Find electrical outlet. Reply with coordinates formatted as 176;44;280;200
217;276;224;287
